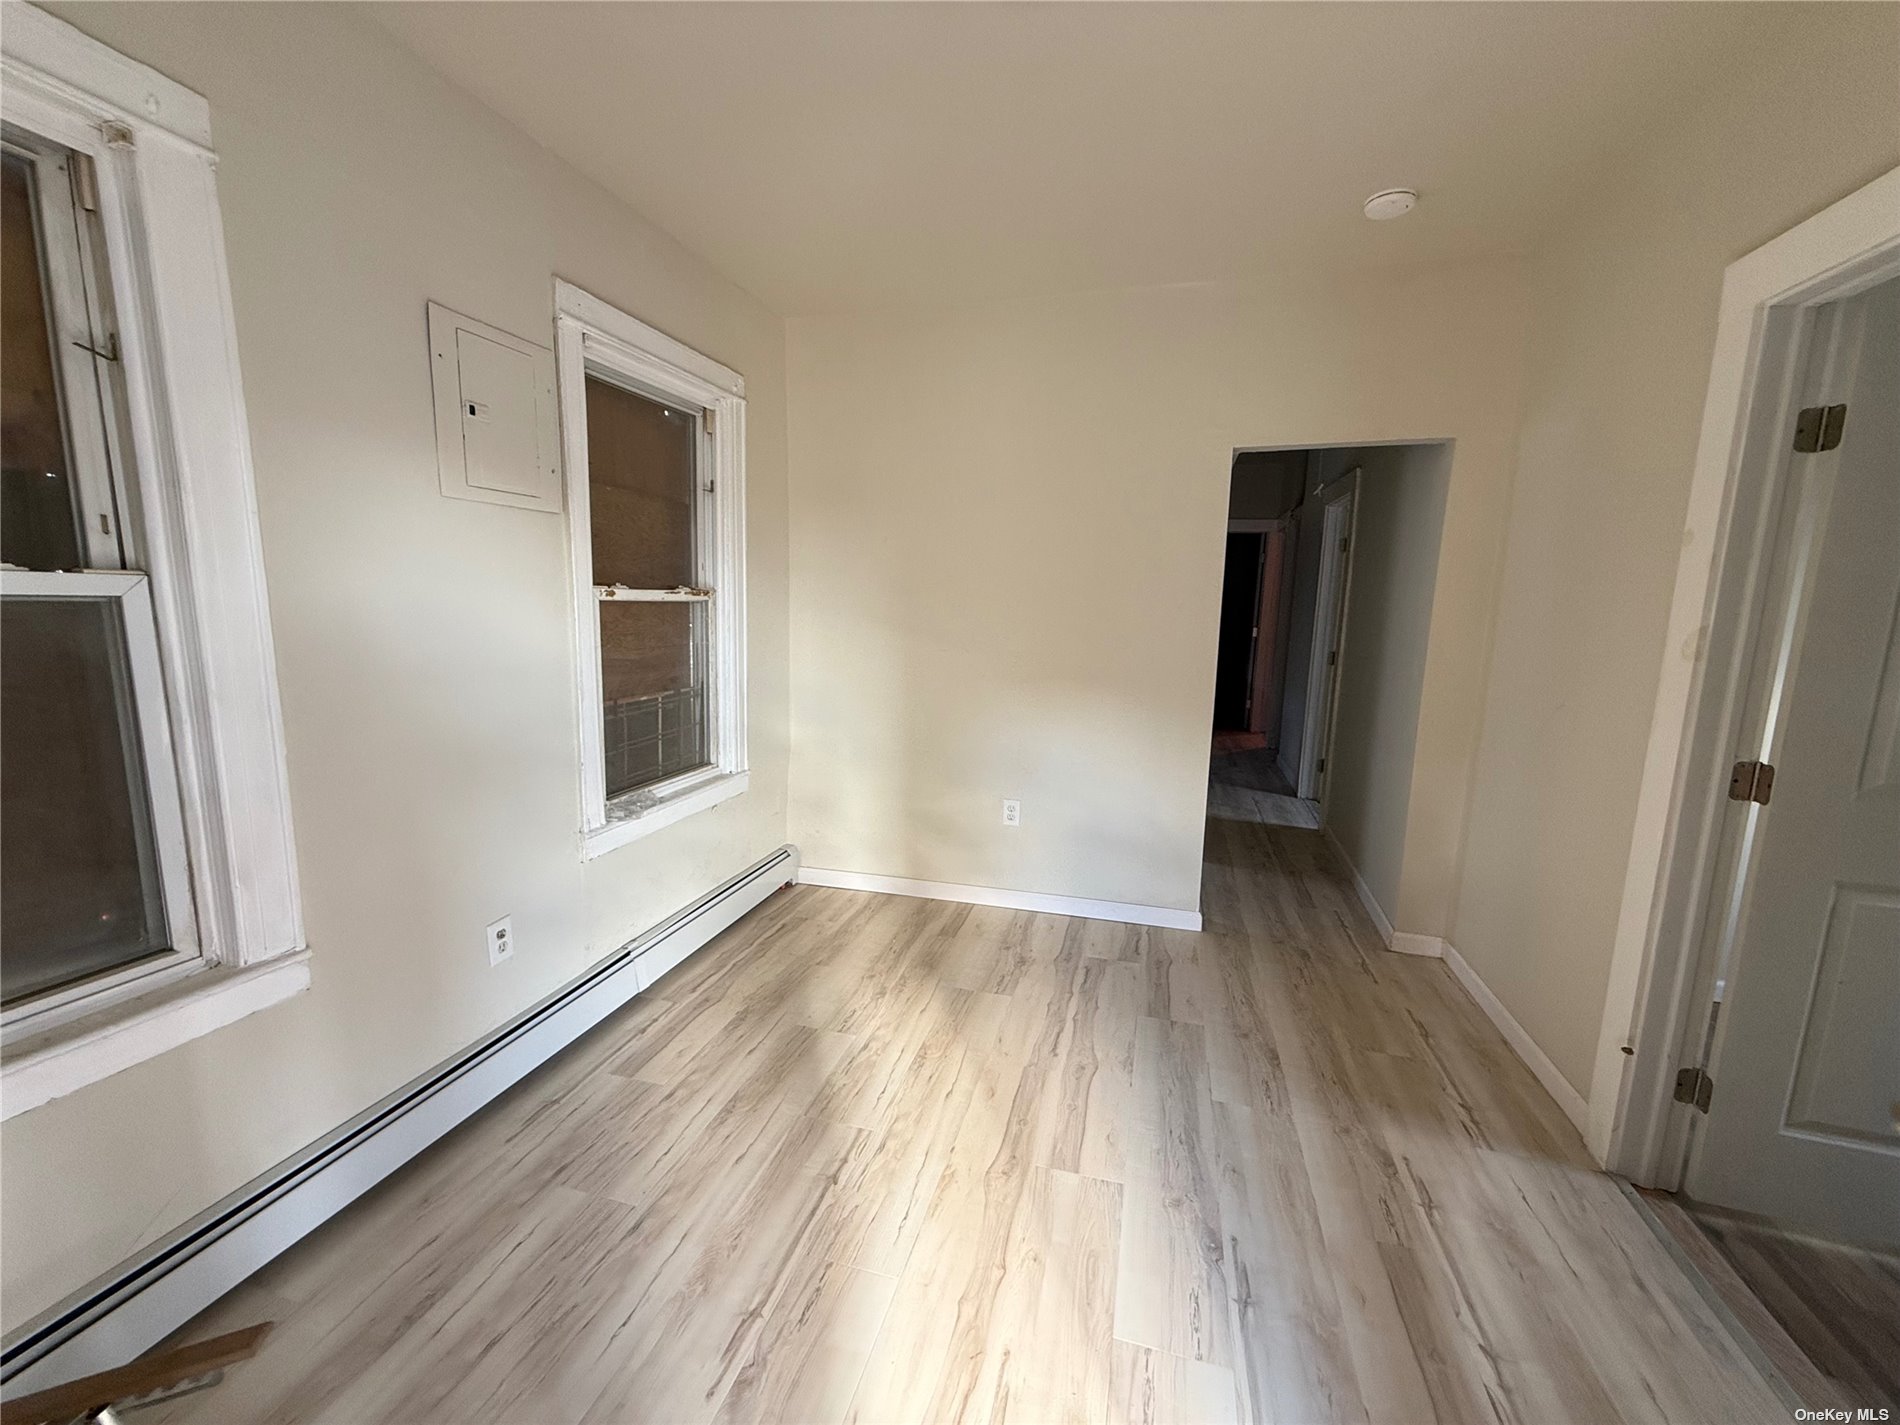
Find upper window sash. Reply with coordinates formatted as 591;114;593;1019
3;129;132;570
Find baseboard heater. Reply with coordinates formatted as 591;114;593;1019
0;844;798;1398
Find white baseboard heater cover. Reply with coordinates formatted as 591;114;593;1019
0;845;797;1398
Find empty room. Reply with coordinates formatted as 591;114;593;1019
1;3;1896;1422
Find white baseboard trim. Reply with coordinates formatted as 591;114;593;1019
1389;932;1447;958
1440;939;1592;1139
796;866;1201;932
0;846;798;1399
1322;827;1393;946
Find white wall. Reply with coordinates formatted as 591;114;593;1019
786;265;1529;923
1449;4;1900;1097
1324;444;1452;923
1;2;790;1332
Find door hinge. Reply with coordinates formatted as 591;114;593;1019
1327;650;1338;667
702;406;716;436
1316;756;1326;774
1728;759;1775;805
1792;404;1847;453
1674;1066;1714;1113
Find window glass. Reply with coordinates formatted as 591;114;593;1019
1;595;169;1005
599;600;709;799
585;374;697;588
1;148;82;572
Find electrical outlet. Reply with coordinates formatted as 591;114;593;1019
1002;799;1022;827
486;915;514;966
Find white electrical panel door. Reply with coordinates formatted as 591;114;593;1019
428;301;561;512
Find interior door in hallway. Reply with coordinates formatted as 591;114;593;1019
1300;480;1357;801
1683;274;1900;1250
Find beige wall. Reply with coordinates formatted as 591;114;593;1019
1325;443;1452;924
1449;5;1900;1096
1;3;790;1331
786;265;1529;922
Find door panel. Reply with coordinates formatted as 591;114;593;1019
1685;275;1900;1250
1785;886;1900;1146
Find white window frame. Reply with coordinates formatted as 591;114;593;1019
553;279;748;858
1;6;306;1116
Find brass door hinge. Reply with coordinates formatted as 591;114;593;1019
1792;404;1847;453
1674;1066;1714;1113
1728;760;1774;805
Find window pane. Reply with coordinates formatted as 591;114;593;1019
0;150;83;572
1;596;170;1006
585;374;697;589
600;599;710;799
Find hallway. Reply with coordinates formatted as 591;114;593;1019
146;816;1786;1425
1207;744;1319;830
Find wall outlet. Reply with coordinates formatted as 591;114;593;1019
1002;799;1022;827
486;915;514;966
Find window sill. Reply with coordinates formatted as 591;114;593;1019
582;770;749;860
1;951;311;1120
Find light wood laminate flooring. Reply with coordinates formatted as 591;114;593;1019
148;816;1787;1424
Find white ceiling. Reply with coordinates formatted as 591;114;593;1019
370;2;1813;317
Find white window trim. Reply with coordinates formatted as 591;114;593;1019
1;5;305;1114
552;279;748;859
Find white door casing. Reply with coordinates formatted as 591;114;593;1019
1682;275;1900;1250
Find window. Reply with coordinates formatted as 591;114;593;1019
2;8;304;1112
2;127;200;1020
553;281;747;855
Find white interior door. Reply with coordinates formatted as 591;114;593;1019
1298;481;1357;801
1683;274;1900;1250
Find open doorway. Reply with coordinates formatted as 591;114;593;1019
1209;451;1315;829
1207;442;1448;859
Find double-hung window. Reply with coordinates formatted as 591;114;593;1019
553;281;747;855
2;129;198;1018
1;9;303;1113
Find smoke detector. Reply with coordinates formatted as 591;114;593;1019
1363;188;1419;221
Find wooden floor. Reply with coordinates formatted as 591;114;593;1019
150;816;1789;1425
1682;1203;1900;1408
1207;746;1318;830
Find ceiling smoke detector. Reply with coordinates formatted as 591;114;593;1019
1363;188;1419;221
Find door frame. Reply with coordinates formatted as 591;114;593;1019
1596;166;1900;1179
1298;473;1360;803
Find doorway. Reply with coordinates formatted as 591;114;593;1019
1665;270;1900;1409
1209;452;1315;830
1206;442;1445;856
1609;169;1900;1413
